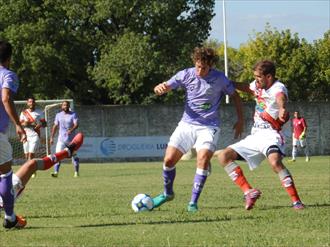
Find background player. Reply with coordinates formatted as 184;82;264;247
217;60;304;210
0;40;27;229
289;111;309;162
50;100;80;178
20;97;47;177
152;46;244;212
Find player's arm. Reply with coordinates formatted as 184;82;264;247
154;82;172;96
300;118;307;139
35;112;47;130
230;90;244;139
2;88;26;142
50;123;58;145
231;81;254;95
275;92;288;122
68;121;79;135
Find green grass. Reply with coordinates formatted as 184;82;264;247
1;156;329;247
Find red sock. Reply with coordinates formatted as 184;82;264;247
230;167;252;193
42;150;69;170
281;176;301;202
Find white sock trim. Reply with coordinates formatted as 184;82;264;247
224;162;239;175
12;174;23;189
196;168;209;176
0;170;13;178
4;213;16;222
163;164;176;171
278;168;291;180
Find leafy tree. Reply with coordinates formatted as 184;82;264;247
235;24;319;102
0;0;215;104
312;30;330;101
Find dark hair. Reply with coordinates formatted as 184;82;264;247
0;40;12;64
27;96;36;102
62;100;70;106
253;60;276;77
191;46;219;67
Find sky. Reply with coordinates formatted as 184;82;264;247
209;0;330;48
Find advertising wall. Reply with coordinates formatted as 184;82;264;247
78;136;169;159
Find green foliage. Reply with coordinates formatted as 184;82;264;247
0;3;328;103
206;27;329;102
233;25;329;102
0;0;215;104
1;157;329;246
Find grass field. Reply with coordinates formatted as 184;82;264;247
1;156;329;247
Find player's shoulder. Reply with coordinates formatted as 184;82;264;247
182;67;195;77
271;80;288;93
207;69;228;83
0;67;19;88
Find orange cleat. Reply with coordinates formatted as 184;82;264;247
3;215;27;229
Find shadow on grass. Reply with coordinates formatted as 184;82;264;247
258;202;330;210
78;214;261;228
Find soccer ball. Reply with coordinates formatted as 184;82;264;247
131;194;154;212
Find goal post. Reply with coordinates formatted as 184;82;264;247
9;99;74;164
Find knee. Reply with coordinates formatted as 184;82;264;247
163;156;176;167
217;148;235;167
269;160;285;173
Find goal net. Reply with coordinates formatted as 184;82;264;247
8;99;74;165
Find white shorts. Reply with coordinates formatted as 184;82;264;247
229;127;285;170
292;137;307;147
0;133;13;165
55;140;68;153
168;121;220;154
23;135;40;154
55;140;78;158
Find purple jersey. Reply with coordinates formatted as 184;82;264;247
0;66;19;133
167;67;235;127
54;111;78;143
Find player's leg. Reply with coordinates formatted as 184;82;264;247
187;126;219;212
72;155;80;177
289;138;298;162
0;134;27;229
51;140;65;177
0;161;26;229
152;123;192;209
267;148;304;210
187;149;213;212
29;136;39;178
217;146;261;210
300;139;310;162
152;146;183;208
8;133;84;200
23;140;29;161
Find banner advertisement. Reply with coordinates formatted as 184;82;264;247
77;136;169;158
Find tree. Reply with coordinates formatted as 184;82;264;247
312;30;330;101
235;24;320;102
0;0;215;104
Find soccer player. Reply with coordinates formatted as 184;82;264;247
50;100;80;177
0;40;27;228
289;111;309;162
20;97;47;177
0;133;84;228
152;46;244;212
217;60;304;210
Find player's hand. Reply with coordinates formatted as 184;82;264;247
154;82;168;95
299;132;305;139
278;108;289;123
50;138;54;145
233;120;244;139
16;125;27;143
